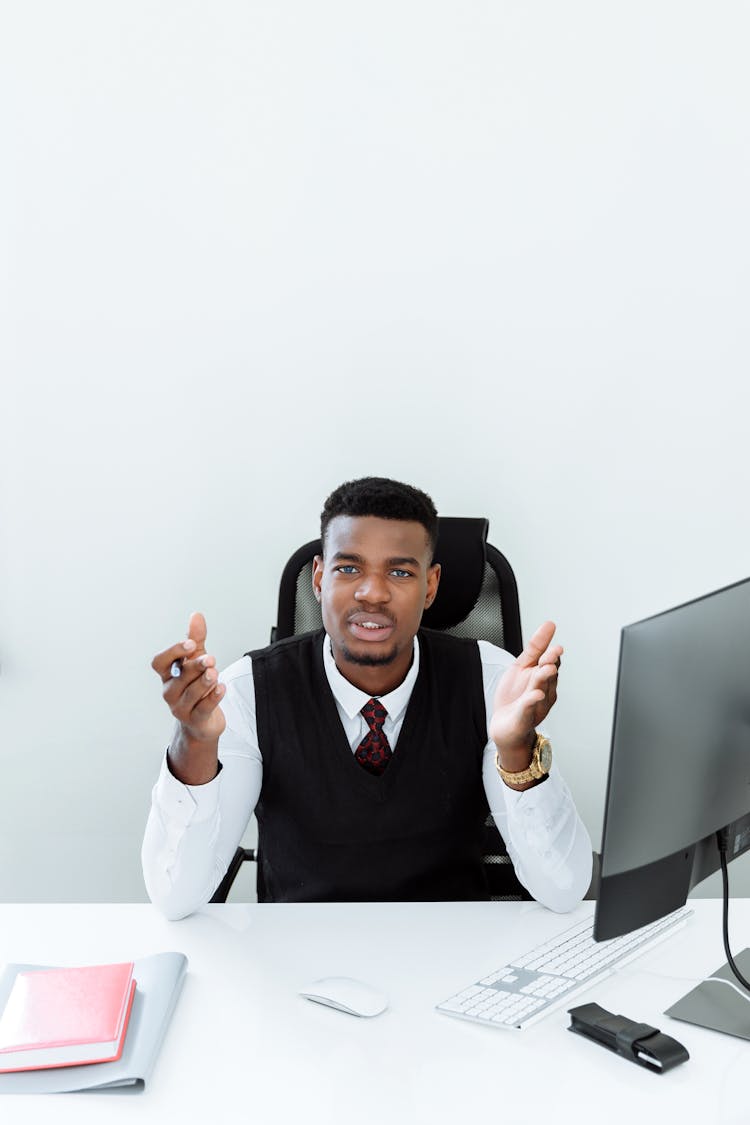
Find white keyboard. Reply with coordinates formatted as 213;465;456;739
436;906;692;1031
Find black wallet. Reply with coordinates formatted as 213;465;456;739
568;1003;690;1074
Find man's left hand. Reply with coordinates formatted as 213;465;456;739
490;620;562;762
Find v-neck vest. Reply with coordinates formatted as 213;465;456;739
249;628;491;902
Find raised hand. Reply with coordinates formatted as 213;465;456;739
151;612;226;783
489;621;562;758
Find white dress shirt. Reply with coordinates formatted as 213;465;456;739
142;636;593;919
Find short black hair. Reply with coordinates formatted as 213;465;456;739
321;477;439;557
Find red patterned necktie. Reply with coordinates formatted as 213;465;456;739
355;699;392;776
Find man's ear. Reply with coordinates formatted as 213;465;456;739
312;554;324;603
425;562;441;609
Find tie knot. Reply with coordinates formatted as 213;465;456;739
361;698;388;729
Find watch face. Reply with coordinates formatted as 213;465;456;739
539;741;553;773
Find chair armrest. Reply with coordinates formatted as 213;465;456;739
209;847;257;903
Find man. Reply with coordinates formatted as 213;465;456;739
143;477;592;917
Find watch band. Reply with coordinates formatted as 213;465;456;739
495;732;550;786
568;1003;690;1073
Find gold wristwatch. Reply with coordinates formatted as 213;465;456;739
496;732;552;786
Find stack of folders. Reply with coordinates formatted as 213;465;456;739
0;953;187;1093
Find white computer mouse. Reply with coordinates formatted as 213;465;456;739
299;976;389;1017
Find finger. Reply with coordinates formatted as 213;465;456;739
522;685;556;727
169;664;222;718
162;655;216;705
187;612;208;656
190;681;226;718
152;638;199;683
519;667;558;722
503;688;548;731
515;621;556;669
526;663;558;693
538;645;563;668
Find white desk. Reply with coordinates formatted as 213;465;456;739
1;900;748;1124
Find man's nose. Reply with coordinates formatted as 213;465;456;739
354;572;390;603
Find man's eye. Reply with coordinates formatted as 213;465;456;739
390;569;412;578
336;565;359;575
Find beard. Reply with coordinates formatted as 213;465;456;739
339;641;400;667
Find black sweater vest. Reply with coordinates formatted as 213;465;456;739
249;628;492;902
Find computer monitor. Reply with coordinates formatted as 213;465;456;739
594;575;750;944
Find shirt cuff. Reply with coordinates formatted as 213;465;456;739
500;766;569;816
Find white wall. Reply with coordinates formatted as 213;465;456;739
1;1;748;902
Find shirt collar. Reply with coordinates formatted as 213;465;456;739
322;633;420;722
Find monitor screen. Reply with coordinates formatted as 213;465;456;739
594;576;750;941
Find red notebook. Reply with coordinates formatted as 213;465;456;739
0;962;136;1073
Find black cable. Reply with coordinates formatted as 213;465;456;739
717;829;750;992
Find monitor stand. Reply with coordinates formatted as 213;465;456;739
665;948;750;1040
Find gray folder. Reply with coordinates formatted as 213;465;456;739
0;951;187;1093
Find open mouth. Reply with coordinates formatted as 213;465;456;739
347;614;395;642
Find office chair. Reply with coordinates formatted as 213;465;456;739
210;517;530;903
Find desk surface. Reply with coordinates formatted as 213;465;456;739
1;899;748;1124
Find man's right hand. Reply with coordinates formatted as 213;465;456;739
151;612;226;785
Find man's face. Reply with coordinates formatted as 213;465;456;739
312;515;440;689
